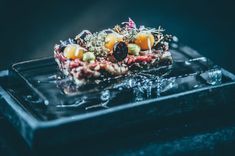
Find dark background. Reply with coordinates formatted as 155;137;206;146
0;0;235;155
1;0;235;72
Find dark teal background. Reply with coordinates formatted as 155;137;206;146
0;1;235;155
1;0;235;72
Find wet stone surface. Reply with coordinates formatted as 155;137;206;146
5;46;233;121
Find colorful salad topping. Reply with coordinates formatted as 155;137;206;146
54;18;173;85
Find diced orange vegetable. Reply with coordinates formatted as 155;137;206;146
64;44;84;60
105;33;123;51
134;32;155;50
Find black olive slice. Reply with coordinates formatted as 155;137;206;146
113;41;128;61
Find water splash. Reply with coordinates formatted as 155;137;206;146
85;90;110;110
32;57;223;111
57;96;87;108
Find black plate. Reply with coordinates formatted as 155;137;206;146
0;45;235;148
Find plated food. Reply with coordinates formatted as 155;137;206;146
54;18;173;85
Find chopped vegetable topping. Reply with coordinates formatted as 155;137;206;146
83;52;96;62
105;33;123;51
54;18;173;85
134;32;155;50
128;44;141;56
63;44;85;60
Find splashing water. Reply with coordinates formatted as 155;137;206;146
48;56;223;110
21;46;225;117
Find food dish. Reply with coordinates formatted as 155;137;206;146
54;18;173;85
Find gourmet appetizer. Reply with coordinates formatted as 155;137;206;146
54;18;173;85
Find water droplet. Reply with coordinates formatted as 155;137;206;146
23;95;43;104
100;90;110;102
206;68;222;85
172;36;179;42
185;61;191;65
171;43;178;49
134;82;145;101
146;81;152;98
56;97;86;108
193;84;199;88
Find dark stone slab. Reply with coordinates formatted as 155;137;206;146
0;46;235;149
